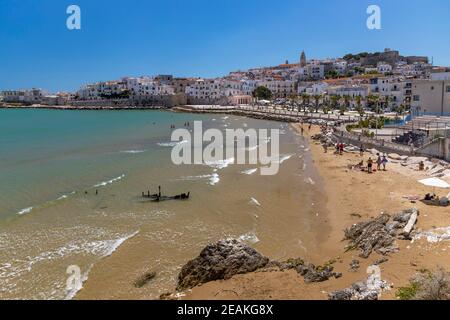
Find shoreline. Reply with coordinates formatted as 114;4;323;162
2;107;448;300
176;123;450;300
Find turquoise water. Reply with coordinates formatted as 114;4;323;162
0;109;205;219
0;109;325;300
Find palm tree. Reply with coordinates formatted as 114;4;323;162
301;93;310;113
342;95;352;110
330;95;340;110
313;94;322;113
367;94;381;114
380;95;392;112
355;95;365;116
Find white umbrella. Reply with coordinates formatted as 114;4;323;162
418;178;450;189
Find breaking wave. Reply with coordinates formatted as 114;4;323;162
241;168;258;175
157;140;188;147
94;174;125;188
204;157;234;170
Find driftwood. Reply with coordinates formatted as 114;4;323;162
344;209;419;258
400;209;419;239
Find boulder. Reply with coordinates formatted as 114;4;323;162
406;157;429;165
388;153;402;160
176;239;269;291
343;209;419;258
296;263;341;283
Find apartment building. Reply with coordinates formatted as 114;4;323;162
258;80;296;98
1;88;45;104
411;79;450;117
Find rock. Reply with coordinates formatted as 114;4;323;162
428;165;446;176
134;271;156;288
388;153;401;160
374;257;389;265
442;169;450;177
349;260;360;272
344;209;419;258
344;213;396;258
296;263;339;283
176;239;269;291
329;288;353;300
406;157;429;165
329;276;391;300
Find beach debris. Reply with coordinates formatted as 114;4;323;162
344;209;420;258
134;271;156;288
414;226;450;243
329;274;391;300
397;209;419;240
142;186;190;202
176;239;269;291
349;259;360;272
373;257;389;265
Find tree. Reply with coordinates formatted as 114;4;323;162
367;94;381;114
252;86;272;100
342;95;352;109
313;94;322;113
325;70;339;79
330;95;340;110
355;96;365;116
301;93;310;112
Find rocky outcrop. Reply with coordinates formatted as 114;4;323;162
344;209;419;258
176;239;269;291
329;277;391;300
270;258;342;283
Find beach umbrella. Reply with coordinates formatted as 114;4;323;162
418;178;450;189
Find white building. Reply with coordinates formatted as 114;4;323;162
299;64;325;80
431;72;450;81
258;80;296;97
185;79;222;100
377;62;393;74
298;82;329;95
1;88;45;103
333;60;348;75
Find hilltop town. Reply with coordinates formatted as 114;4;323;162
1;48;449;119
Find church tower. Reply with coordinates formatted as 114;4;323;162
300;51;307;67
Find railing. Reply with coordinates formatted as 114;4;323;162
334;130;414;154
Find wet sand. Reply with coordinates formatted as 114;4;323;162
74;121;331;300
181;124;450;300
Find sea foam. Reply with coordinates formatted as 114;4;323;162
94;174;125;188
241;168;258;175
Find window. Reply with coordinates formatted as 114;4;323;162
413;95;420;102
446;86;450;93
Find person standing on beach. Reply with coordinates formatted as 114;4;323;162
367;157;373;173
360;145;364;157
376;153;382;171
382;154;388;171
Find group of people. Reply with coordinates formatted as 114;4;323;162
366;153;388;174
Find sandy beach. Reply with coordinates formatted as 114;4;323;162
179;123;450;300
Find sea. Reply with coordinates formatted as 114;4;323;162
0;108;327;299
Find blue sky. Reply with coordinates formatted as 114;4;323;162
0;0;449;92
